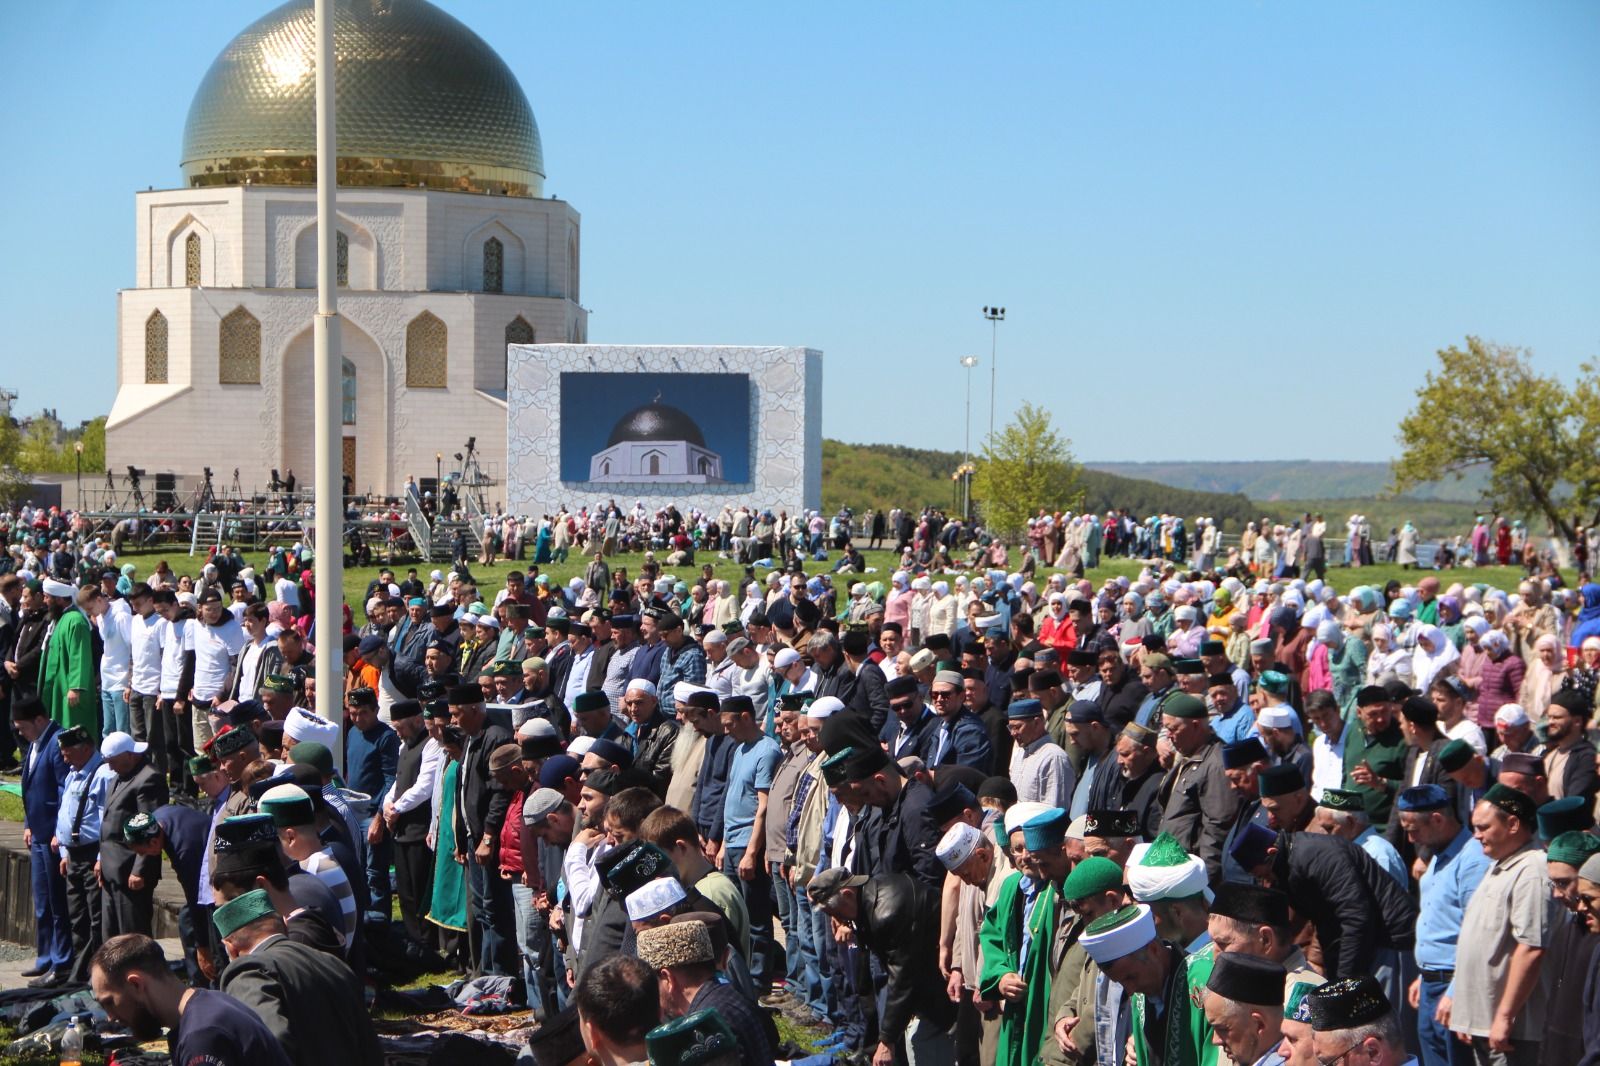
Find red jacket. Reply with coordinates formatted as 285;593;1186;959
499;790;525;877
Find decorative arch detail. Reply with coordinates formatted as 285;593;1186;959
219;307;261;384
405;311;447;388
144;311;169;384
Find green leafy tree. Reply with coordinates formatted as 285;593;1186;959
971;402;1083;538
1392;337;1599;543
11;415;106;475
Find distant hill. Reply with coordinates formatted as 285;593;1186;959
822;441;1258;527
1084;460;1492;503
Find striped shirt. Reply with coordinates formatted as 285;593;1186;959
298;849;356;947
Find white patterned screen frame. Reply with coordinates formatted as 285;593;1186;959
506;345;822;517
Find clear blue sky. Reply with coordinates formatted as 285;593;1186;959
2;1;1596;462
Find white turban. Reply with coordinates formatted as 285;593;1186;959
1126;839;1213;904
42;578;77;598
284;707;340;750
1080;903;1158;965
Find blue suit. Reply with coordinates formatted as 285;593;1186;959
21;722;72;970
927;709;994;775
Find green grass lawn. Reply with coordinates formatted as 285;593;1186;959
103;542;1558;615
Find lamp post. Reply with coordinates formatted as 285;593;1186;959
959;355;979;466
435;452;442;495
982;306;1005;444
74;441;83;510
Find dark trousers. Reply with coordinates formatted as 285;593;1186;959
466;859;516;976
1417;975;1474;1066
101;877;155;939
151;699;181;784
63;853;102;983
721;844;775;981
393;837;436;945
28;842;72;970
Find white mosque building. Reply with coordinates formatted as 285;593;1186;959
588;398;726;484
105;0;585;499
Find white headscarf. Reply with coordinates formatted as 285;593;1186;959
1411;623;1460;691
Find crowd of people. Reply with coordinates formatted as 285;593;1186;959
5;491;1600;1066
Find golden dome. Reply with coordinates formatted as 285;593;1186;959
181;0;544;197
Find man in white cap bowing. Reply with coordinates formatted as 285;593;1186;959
1079;902;1218;1066
38;577;97;738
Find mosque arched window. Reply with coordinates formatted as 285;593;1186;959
144;310;168;384
406;311;448;388
336;231;349;288
185;233;201;287
218;307;261;384
483;238;504;293
342;358;356;425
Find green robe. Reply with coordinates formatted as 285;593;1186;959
1131;942;1218;1066
38;607;97;738
427;760;468;932
978;873;1058;1066
1341;720;1407;828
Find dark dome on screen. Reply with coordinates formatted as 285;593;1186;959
607;402;706;447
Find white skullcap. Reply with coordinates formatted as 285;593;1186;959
625;877;687;922
285;707;340;750
807;696;845;720
1081;903;1158;965
627;679;659;698
1494;703;1530;727
1257;706;1297;730
517;718;560;741
673;681;706;704
1173;605;1197;622
1065;814;1091;841
41;578;77;598
774;648;803;669
567;736;596;758
1003;801;1053;836
703;629;727;645
936;822;983;871
1126;843;1212;904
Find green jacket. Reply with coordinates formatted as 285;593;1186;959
38;606;97;738
978;873;1059;1066
1131;942;1219;1066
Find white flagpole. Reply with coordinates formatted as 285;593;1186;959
312;0;345;772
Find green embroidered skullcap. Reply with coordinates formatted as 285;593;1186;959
121;811;162;845
644;1008;737;1066
1547;830;1600;869
1317;788;1366;813
1436;738;1474;773
259;674;295;694
1258;670;1291;695
213;888;277;939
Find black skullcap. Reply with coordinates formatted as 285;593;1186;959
389;699;422;721
1399;695;1437;727
583;767;626;796
1198;640;1225;657
447;683;484;706
1082;809;1140;838
1209;882;1291;929
1305;975;1392;1032
1380;678;1413;702
1067;700;1105;724
1064;649;1098;667
885;674;919;699
1354;685;1390;707
1221;737;1268;770
928;780;978;826
347;686;377;708
1256;764;1306;797
1207;672;1237;689
924;633;952;652
720;694;755;717
1206;952;1287;1008
1030;668;1064;691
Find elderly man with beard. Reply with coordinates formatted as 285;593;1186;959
1080;902;1217;1066
1117;723;1166;840
38;576;97;737
1157;694;1241;884
622;678;677;791
1538;831;1600;1066
937;816;1009;1064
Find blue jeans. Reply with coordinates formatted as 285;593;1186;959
782;871;828;1017
1417;975;1473;1066
803;880;837;1017
769;861;799;986
100;689;131;738
722;845;774;982
361;814;394;922
466;860;516;976
511;882;555;1015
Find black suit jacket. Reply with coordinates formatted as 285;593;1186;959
1552;739;1600;804
849;660;891;734
454;721;513;846
101;760;168;886
876;777;944;888
1273;830;1418;980
220;934;381;1066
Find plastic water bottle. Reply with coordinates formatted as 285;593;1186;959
59;1016;82;1066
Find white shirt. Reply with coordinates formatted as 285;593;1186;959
236;635;270;703
157;617;194;700
130;611;165;696
97;599;134;690
390;737;443;815
563;647;596;705
191;616;248;701
1311;728;1347;801
1446;718;1489;757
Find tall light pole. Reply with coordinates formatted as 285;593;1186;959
960;356;979;464
74;441;83;510
982;306;1005;444
312;0;345;771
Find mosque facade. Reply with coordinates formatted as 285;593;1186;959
105;0;584;498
